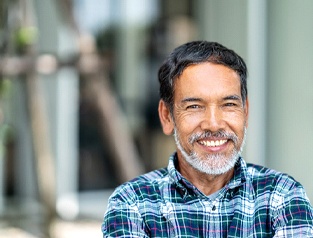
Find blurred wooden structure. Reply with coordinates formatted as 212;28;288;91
0;0;144;237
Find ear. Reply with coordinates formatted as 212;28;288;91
158;100;174;135
244;97;249;127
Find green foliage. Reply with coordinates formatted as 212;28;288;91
0;79;12;98
14;26;38;52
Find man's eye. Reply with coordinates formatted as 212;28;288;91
224;103;237;107
186;105;201;110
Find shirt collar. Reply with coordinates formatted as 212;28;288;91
226;157;247;189
167;153;182;184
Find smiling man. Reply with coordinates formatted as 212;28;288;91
102;41;313;237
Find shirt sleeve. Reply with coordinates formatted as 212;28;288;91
272;184;313;237
102;196;149;238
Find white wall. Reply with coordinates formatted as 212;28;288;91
267;0;313;201
196;0;313;201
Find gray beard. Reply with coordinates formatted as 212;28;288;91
174;127;247;175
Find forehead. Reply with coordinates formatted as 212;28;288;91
174;62;241;98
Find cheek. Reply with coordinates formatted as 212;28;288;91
227;117;247;138
176;114;202;132
224;110;247;124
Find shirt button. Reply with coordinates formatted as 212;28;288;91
212;205;216;211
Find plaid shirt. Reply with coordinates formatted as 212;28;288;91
102;153;313;237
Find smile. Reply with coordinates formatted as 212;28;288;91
198;139;228;147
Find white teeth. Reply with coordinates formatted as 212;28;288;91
199;140;227;147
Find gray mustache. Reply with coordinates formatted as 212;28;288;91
189;130;239;144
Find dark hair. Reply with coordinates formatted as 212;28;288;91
158;41;247;113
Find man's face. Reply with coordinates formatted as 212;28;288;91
170;62;248;175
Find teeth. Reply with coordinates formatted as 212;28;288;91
199;140;227;147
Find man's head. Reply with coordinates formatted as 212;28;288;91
158;41;249;175
158;41;247;114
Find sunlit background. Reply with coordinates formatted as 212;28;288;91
0;0;313;237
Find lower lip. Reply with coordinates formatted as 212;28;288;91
197;140;229;152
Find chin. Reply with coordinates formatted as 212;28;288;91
186;152;239;175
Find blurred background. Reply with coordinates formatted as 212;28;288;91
0;0;313;237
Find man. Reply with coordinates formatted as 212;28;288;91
102;41;313;237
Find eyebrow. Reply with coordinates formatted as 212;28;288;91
181;95;242;103
223;95;242;101
181;97;203;104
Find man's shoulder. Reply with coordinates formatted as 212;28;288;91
130;167;169;183
108;167;170;203
246;163;295;180
245;163;303;195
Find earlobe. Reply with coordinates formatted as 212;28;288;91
158;100;174;135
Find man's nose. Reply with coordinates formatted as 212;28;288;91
200;106;225;132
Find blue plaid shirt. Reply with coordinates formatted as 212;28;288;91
102;153;313;237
